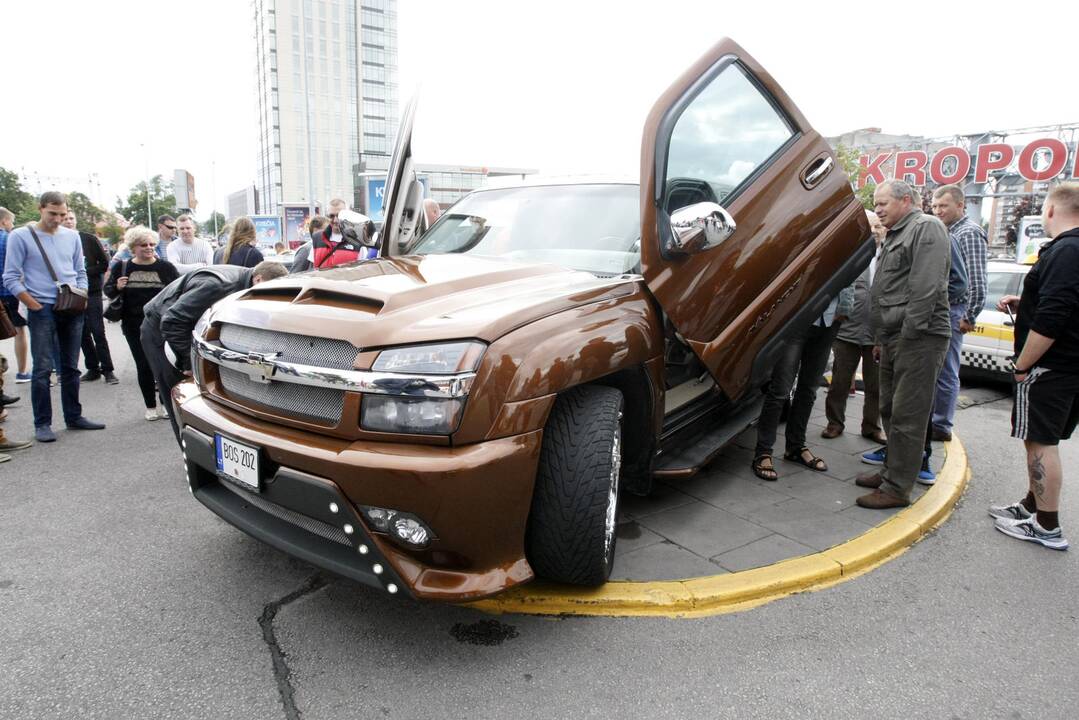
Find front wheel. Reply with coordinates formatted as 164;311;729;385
526;385;623;586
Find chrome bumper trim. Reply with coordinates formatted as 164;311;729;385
194;335;476;399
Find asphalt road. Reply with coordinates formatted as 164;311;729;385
1;325;1076;719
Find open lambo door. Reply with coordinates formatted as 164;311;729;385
379;95;425;256
640;38;871;402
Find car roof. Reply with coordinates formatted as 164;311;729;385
987;261;1031;273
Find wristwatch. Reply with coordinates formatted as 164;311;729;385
1009;360;1030;374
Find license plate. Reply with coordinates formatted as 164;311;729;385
215;434;260;491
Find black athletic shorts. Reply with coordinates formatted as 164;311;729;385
1;295;27;328
1011;367;1079;445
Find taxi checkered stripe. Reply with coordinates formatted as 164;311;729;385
961;350;1009;373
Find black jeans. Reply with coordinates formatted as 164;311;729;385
755;323;839;457
121;320;157;409
140;318;184;444
81;293;114;372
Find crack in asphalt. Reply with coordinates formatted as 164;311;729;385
259;574;328;720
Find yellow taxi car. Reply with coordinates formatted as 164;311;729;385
960;261;1031;377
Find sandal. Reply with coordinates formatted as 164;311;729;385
784;447;828;472
752;454;778;481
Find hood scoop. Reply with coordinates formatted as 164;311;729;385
293;287;384;314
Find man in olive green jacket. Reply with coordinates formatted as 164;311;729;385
856;179;951;508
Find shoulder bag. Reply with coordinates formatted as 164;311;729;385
103;260;129;322
26;224;88;314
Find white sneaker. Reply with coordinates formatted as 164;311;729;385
144;408;160;421
155;405;170;420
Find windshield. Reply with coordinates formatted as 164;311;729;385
409;184;641;275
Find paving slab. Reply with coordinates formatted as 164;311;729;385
610;540;724;581
636;502;772;559
711;533;817;572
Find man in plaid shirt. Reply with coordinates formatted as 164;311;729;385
930;184;988;441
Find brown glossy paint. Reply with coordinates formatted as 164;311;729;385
180;391;543;601
639;38;867;400
181;38;865;601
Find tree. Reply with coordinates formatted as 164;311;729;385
0;165;37;225
834;144;875;210
201;211;226;237
116;175;176;228
65;191;110;233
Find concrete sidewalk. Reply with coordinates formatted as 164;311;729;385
611;394;940;580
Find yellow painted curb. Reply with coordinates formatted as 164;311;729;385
465;434;971;618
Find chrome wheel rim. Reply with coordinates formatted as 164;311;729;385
603;417;622;561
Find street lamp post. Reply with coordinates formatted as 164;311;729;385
140;143;152;227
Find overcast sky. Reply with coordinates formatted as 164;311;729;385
3;0;1076;220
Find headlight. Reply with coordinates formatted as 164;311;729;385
372;341;485;374
361;395;465;435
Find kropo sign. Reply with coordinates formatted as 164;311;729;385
858;138;1078;188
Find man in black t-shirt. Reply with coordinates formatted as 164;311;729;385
990;182;1079;551
61;212;117;384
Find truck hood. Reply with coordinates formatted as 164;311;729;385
208;254;638;351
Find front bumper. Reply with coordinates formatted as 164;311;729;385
178;389;542;601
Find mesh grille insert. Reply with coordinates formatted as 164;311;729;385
219;367;344;425
219;324;359;370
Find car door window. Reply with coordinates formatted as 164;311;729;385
984;271;1019;314
665;63;794;212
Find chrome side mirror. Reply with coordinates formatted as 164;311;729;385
668;201;736;255
337;209;377;248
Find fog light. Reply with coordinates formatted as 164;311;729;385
394;517;430;547
358;505;435;548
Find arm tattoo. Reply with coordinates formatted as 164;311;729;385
1030;452;1047;501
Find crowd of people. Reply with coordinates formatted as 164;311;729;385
0;192;292;463
750;179;1079;551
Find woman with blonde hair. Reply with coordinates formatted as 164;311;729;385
103;226;179;421
212;216;264;267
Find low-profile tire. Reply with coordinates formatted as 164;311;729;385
526;384;623;586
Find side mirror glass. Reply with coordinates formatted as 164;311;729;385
668;201;736;255
337;209;377;248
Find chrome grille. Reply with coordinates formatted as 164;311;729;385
219;480;351;546
218;324;359;370
219;366;344;425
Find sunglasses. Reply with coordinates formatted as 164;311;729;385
137;243;158;248
164;225;177;231
327;214;338;219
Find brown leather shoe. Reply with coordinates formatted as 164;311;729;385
856;489;910;509
820;423;843;439
855;471;883;488
931;428;952;442
862;429;887;444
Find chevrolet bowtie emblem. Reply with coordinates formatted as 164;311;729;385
245;351;281;383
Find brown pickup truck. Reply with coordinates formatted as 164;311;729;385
176;39;870;601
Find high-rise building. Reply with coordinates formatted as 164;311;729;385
254;0;399;216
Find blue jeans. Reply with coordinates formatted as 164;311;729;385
27;303;85;427
931;303;966;434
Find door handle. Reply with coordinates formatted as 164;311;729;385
802;156;834;189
